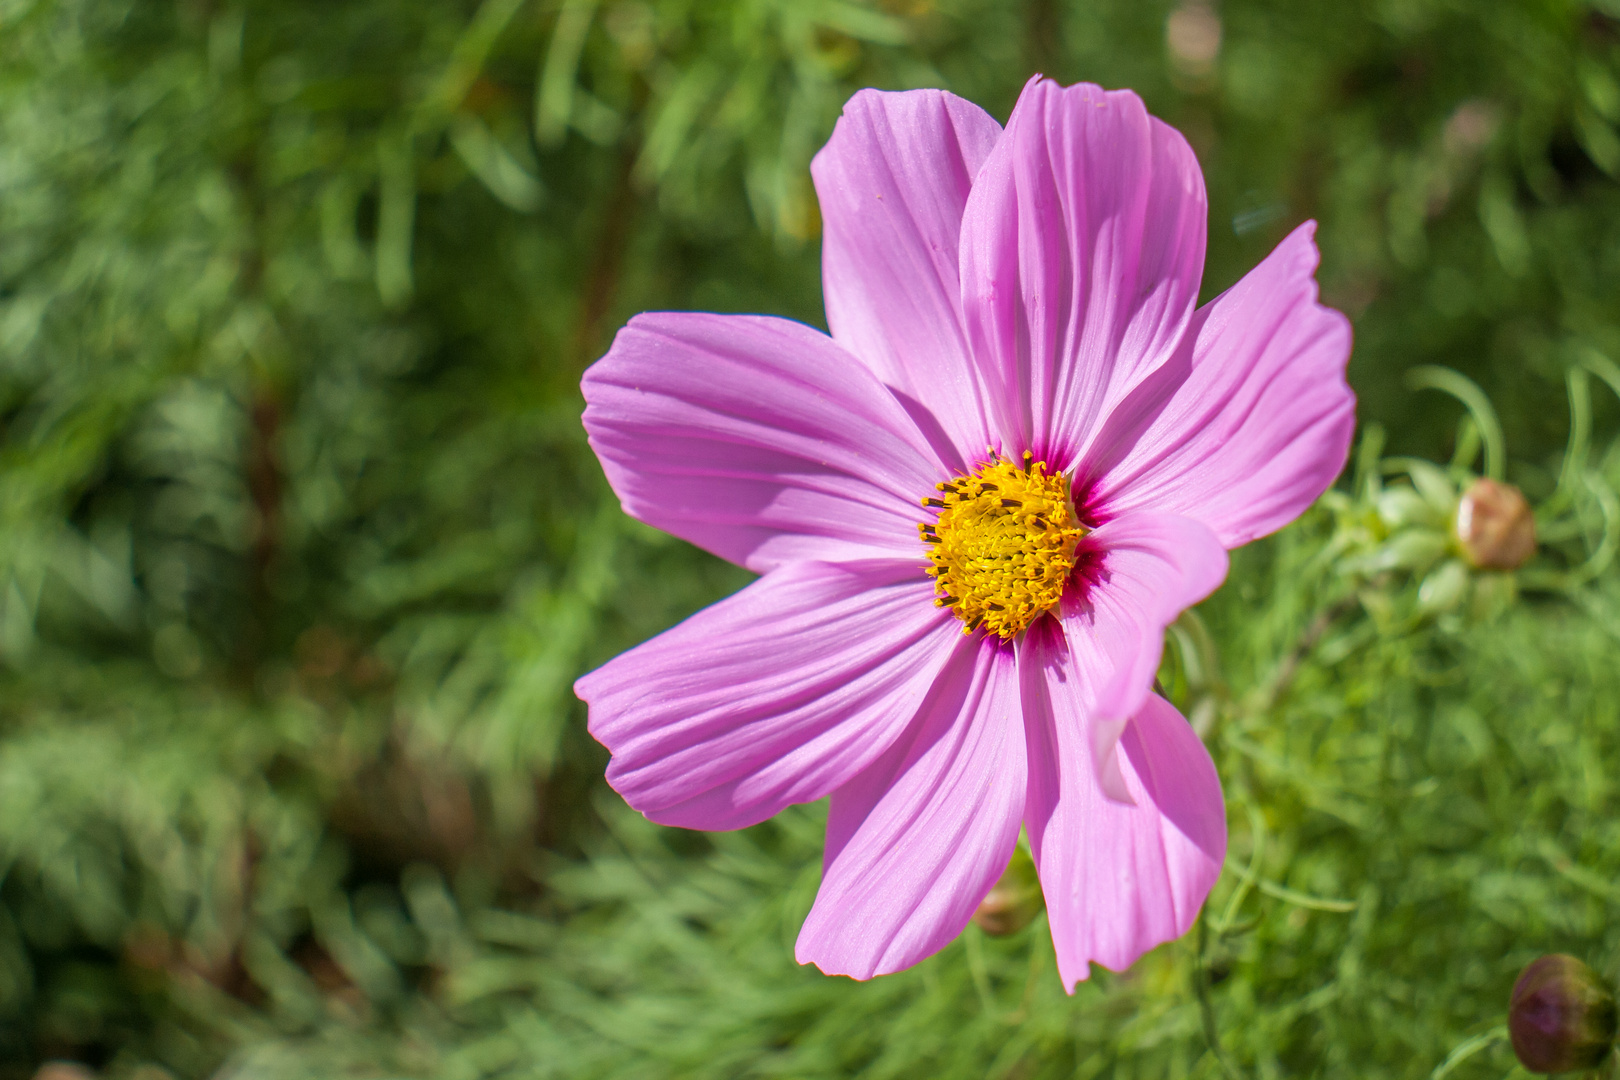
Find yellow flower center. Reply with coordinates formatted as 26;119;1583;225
919;451;1087;640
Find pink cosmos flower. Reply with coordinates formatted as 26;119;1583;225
574;77;1354;991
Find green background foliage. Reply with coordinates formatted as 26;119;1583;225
2;0;1620;1076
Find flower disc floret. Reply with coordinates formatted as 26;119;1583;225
921;451;1086;640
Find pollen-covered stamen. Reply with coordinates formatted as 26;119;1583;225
918;450;1087;640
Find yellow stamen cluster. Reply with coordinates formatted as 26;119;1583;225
919;451;1087;640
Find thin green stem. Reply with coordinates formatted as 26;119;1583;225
1429;1025;1506;1080
1544;366;1591;518
1215;803;1266;935
1567;471;1620;585
1194;915;1245;1080
1407;366;1506;481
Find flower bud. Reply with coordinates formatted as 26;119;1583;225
1509;954;1618;1073
32;1066;96;1080
972;846;1044;936
1455;478;1536;570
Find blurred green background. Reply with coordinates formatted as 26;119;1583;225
4;0;1620;1077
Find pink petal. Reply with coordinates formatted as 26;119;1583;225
1059;510;1228;800
813;88;1004;472
958;77;1207;470
1082;222;1356;548
796;637;1024;979
583;312;944;574
576;560;958;831
1021;654;1226;992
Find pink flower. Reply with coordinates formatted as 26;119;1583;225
575;77;1354;990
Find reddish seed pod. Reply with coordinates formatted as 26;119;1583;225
1509;954;1618;1074
1455;477;1536;570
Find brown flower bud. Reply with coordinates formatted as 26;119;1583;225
972;846;1043;936
1455;477;1536;570
32;1065;97;1080
1509;954;1618;1074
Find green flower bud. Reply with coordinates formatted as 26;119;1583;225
972;845;1043;936
1509;954;1618;1074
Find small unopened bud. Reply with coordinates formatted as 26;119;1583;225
1509;954;1618;1074
1455;477;1536;570
32;1064;97;1080
972;846;1043;936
